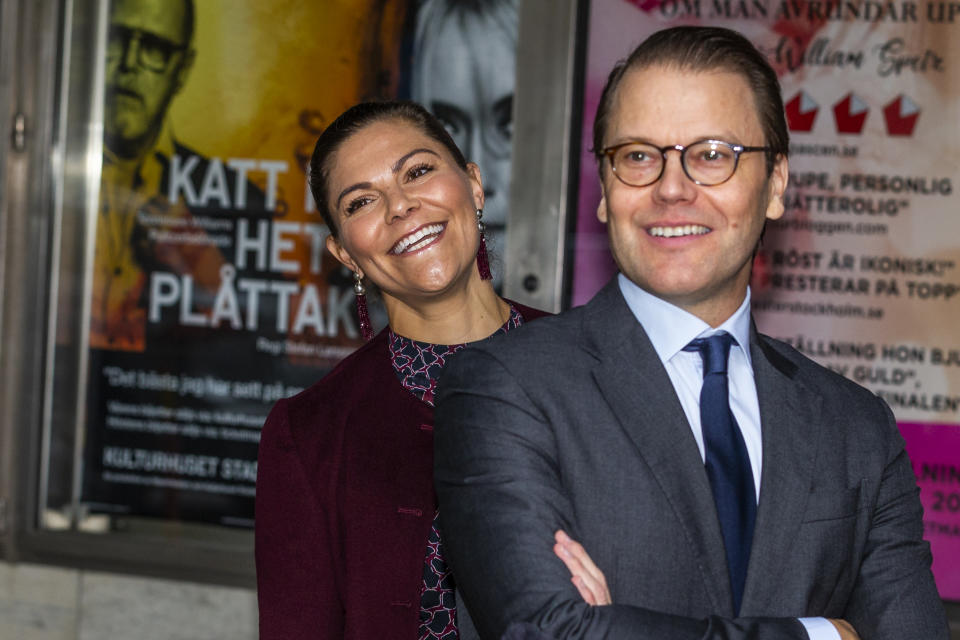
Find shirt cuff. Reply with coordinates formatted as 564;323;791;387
798;617;842;640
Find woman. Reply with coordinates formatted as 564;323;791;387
255;101;607;640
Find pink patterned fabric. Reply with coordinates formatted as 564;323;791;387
389;306;523;640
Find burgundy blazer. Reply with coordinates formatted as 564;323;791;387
255;303;547;639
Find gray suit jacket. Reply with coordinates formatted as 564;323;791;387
435;279;948;640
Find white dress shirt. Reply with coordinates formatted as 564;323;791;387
617;274;840;640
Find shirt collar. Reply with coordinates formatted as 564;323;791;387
617;273;753;368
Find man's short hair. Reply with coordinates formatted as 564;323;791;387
110;0;194;45
593;26;788;174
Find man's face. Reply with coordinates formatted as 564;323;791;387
104;0;194;159
597;64;788;326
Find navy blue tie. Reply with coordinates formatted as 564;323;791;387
685;332;756;614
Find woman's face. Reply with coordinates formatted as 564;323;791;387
324;118;485;306
413;9;515;260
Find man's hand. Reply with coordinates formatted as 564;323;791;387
828;619;861;640
553;530;611;605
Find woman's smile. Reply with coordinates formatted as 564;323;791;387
390;222;447;255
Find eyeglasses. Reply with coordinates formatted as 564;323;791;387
106;25;187;73
600;140;771;188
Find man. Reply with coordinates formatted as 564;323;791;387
434;27;948;640
93;0;252;350
103;0;195;163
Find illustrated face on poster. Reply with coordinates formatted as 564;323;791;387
411;0;518;278
94;0;213;353
78;0;411;527
104;0;195;160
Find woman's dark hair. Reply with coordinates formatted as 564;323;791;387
309;100;468;238
593;26;789;175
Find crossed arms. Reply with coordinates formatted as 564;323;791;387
433;345;948;640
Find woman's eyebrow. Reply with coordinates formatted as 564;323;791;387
335;181;371;209
392;148;440;173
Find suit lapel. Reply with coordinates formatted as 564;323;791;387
582;280;734;614
740;331;821;615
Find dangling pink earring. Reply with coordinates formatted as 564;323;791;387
353;271;374;341
476;209;492;281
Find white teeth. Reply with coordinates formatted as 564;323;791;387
391;224;444;254
648;225;710;238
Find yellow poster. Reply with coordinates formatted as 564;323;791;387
85;0;410;526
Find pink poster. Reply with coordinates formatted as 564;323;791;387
901;422;960;599
573;0;960;599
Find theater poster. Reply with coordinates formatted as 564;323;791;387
573;0;960;599
81;0;411;527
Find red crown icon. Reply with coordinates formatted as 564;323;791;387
883;94;920;136
785;91;818;133
833;93;869;134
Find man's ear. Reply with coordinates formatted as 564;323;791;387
764;154;789;221
173;48;196;95
596;194;609;224
325;234;359;274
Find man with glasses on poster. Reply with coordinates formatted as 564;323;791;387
104;0;193;160
434;26;949;640
93;0;237;351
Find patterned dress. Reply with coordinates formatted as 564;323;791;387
389;306;524;640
